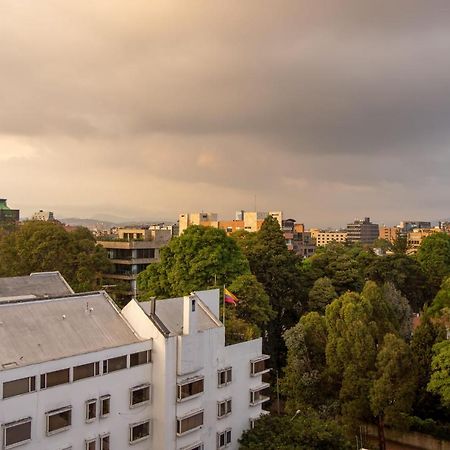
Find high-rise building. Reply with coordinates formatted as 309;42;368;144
346;217;379;245
0;198;19;224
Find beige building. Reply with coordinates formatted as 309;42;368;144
310;229;348;247
407;228;443;254
179;212;219;234
379;226;399;243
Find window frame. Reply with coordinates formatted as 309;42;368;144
129;419;151;444
40;368;70;389
130;350;152;368
217;368;232;387
129;384;151;408
73;361;100;382
85;399;97;423
45;406;72;436
2;417;32;449
217;398;232;419
216;428;232;449
85;438;96;450
180;443;204;450
250;355;270;376
2;376;36;399
176;410;204;436
177;376;204;402
100;395;111;418
103;355;127;374
249;383;270;406
100;433;110;450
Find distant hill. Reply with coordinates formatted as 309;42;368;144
61;216;175;229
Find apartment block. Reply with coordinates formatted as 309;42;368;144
282;219;316;257
309;229;348;247
378;226;399;244
178;213;219;235
31;210;55;222
0;273;269;450
346;217;379;245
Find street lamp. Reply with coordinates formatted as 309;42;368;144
290;410;301;421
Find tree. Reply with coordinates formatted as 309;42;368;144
428;276;450;317
137;225;250;298
427;340;450;407
282;312;336;414
307;277;338;313
0;221;111;291
239;412;352;450
416;233;450;292
223;307;259;345
370;334;417;450
227;274;275;332
381;282;412;340
233;216;304;371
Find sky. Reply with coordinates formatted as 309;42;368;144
1;1;450;227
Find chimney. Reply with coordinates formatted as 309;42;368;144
183;294;197;335
150;297;156;316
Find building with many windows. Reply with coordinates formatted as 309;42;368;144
346;217;379;245
0;273;268;450
309;229;348;247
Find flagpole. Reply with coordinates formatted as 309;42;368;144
223;284;226;326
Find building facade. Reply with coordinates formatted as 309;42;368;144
0;198;19;224
309;229;348;247
31;210;55;221
346;217;379;245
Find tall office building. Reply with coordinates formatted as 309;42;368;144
346;217;379;245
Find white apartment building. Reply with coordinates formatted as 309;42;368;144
0;274;269;450
309;229;348;247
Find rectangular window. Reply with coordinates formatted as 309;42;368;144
129;420;150;443
217;429;232;449
130;384;151;407
41;368;70;389
250;355;270;376
74;362;100;381
46;406;72;435
177;377;204;401
217;399;232;418
85;439;96;450
217;368;232;387
130;350;151;367
3;376;36;399
100;395;111;417
100;434;110;450
181;444;204;450
250;384;270;406
86;399;97;422
2;418;32;449
177;410;204;436
103;356;127;374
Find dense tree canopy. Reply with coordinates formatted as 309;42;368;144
137;225;250;298
428;340;450;407
0;221;110;291
307;277;337;313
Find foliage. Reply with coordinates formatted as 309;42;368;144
0;221;111;291
407;415;450;441
391;234;408;254
428;276;450;317
381;282;412;340
365;254;430;312
137;225;250;298
416;233;450;292
427;340;450;407
370;333;417;429
307;277;337;313
227;274;275;332
223;306;260;345
239;412;352;450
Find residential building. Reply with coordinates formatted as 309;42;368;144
31;210;55;221
310;229;348;247
378;226;399;244
407;228;444;254
398;221;431;237
282;220;316;257
0;198;19;224
346;217;379;245
179;213;219;234
98;227;172;299
0;273;268;450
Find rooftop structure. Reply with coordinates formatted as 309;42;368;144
0;198;19;224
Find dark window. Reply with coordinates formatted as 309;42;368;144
3;418;32;448
46;407;72;435
177;378;204;401
41;368;70;389
130;350;151;367
217;429;232;448
100;395;111;417
104;355;127;373
74;362;100;381
3;376;36;399
217;399;232;418
85;440;96;450
85;399;97;421
177;411;204;435
129;420;150;443
217;368;232;387
100;434;110;450
130;384;150;407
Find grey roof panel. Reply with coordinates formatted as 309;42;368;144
0;292;143;371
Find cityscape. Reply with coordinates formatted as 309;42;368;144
1;2;450;450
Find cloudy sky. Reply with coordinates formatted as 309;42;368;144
1;1;450;227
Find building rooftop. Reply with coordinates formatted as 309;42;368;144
139;293;220;336
0;272;74;300
0;291;143;371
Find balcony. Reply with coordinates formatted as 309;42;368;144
250;383;270;406
250;355;270;376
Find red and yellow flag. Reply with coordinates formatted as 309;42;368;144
224;288;239;306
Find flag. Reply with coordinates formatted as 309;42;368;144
224;288;239;306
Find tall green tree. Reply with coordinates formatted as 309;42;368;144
428;276;450;317
138;225;250;298
381;282;412;340
233;216;304;370
416;233;450;293
0;221;110;291
427;340;450;407
370;334;417;450
307;277;338;313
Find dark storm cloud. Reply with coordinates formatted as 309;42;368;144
1;0;450;224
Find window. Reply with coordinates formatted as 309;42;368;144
177;377;204;401
217;399;232;418
217;368;232;387
2;418;32;449
74;362;100;381
86;399;97;422
130;350;151;367
100;434;110;450
129;420;150;444
217;429;232;449
85;439;96;450
46;406;72;435
176;410;204;435
41;368;70;389
250;384;270;406
250;355;270;376
100;395;111;417
181;443;204;450
3;376;36;399
103;355;127;373
130;384;151;407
